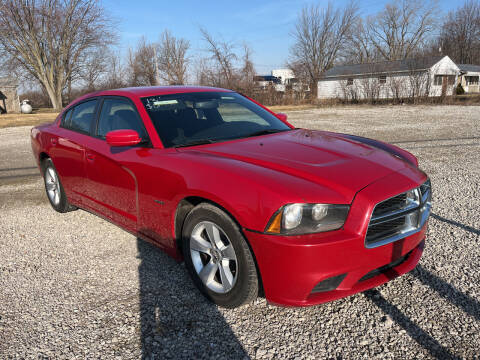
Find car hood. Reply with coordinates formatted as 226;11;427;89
179;129;414;203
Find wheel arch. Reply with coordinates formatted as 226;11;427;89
39;152;50;169
38;151;50;164
174;196;245;254
174;196;264;295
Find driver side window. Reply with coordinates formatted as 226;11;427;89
97;98;147;139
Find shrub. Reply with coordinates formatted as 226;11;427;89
456;83;465;95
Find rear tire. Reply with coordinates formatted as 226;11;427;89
42;158;77;213
182;203;258;308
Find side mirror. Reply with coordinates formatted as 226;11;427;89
276;113;288;122
106;129;142;147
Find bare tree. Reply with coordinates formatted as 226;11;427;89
102;51;125;90
439;0;480;64
236;44;256;95
77;47;109;92
367;0;439;61
388;76;408;102
288;1;359;98
193;57;210;86
359;77;381;103
0;0;115;109
339;79;360;102
156;30;190;85
407;62;432;101
127;37;157;87
343;18;379;64
199;28;238;88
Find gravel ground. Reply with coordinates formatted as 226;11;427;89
0;105;479;359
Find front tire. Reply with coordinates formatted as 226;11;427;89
42;158;76;213
182;203;258;308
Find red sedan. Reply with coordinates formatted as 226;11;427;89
31;86;431;308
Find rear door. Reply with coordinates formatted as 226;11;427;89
82;96;151;230
50;99;99;202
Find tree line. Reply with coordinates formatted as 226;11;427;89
0;0;478;109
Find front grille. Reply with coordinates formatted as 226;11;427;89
374;193;407;217
365;179;432;248
366;217;406;240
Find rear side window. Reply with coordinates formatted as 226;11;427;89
68;100;98;134
97;98;147;139
61;108;73;128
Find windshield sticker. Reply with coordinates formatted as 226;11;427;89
153;100;179;106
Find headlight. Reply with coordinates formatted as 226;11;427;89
283;203;303;229
265;203;350;235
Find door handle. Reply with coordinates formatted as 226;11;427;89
86;153;95;161
51;138;58;145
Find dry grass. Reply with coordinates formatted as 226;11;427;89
0;112;58;129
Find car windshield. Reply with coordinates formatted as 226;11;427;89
141;92;291;148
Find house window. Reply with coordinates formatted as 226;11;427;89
447;75;455;85
347;78;354;86
466;76;479;85
434;75;443;86
379;75;387;84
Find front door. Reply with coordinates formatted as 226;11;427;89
83;97;150;230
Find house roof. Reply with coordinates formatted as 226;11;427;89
322;56;445;78
458;64;480;73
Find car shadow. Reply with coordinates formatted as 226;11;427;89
431;213;480;236
364;289;462;360
363;230;478;360
0;166;38;172
136;238;248;359
0;166;40;183
411;265;480;322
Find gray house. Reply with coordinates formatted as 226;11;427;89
0;77;20;113
458;64;480;93
318;56;459;100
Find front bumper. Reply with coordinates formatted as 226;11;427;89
245;227;425;307
245;167;429;307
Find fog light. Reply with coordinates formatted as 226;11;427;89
311;273;347;294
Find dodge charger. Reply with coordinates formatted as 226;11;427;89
31;86;431;308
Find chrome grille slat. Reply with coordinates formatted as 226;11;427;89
365;179;432;248
370;202;419;222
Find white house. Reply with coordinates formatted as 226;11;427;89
318;56;460;100
458;64;480;93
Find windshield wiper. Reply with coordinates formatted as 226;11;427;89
173;139;215;148
242;129;290;138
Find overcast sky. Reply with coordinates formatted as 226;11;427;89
103;0;460;74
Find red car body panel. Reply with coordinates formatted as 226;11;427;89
31;86;429;306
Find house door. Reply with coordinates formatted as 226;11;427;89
441;76;447;97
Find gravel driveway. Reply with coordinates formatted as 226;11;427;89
0;105;479;359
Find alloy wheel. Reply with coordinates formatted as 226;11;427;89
190;221;238;294
45;167;61;206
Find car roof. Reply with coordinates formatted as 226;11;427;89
97;85;232;98
65;86;234;110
